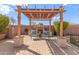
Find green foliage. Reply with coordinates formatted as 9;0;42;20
54;21;69;33
54;21;59;33
63;21;69;30
0;14;9;33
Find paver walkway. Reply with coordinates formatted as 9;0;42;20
46;39;79;55
0;35;79;55
16;36;52;55
0;35;52;55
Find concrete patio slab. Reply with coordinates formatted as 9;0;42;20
0;35;79;55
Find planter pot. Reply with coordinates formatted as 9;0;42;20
0;34;6;40
14;36;24;47
56;37;69;47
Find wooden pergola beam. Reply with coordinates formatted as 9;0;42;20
21;9;59;13
47;13;52;18
30;13;34;18
47;13;56;18
37;13;40;18
23;12;56;19
24;13;55;19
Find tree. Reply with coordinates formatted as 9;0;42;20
54;21;59;33
0;14;9;33
54;21;69;35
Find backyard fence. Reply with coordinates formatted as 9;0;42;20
67;33;79;47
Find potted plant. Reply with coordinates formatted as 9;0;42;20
0;14;9;40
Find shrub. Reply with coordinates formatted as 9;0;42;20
63;21;69;30
54;21;69;35
54;21;59;33
0;14;9;34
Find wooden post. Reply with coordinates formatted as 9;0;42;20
49;19;51;37
14;5;23;47
17;5;21;37
59;6;64;37
29;18;31;36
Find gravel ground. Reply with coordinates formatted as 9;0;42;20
0;35;52;55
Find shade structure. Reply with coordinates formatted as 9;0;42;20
17;5;64;37
22;9;59;19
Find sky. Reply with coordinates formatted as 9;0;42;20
0;4;79;25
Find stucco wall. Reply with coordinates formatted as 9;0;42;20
64;25;79;35
7;25;79;38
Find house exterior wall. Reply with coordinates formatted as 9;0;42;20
7;25;79;38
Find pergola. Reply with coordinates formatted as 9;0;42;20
17;5;64;37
